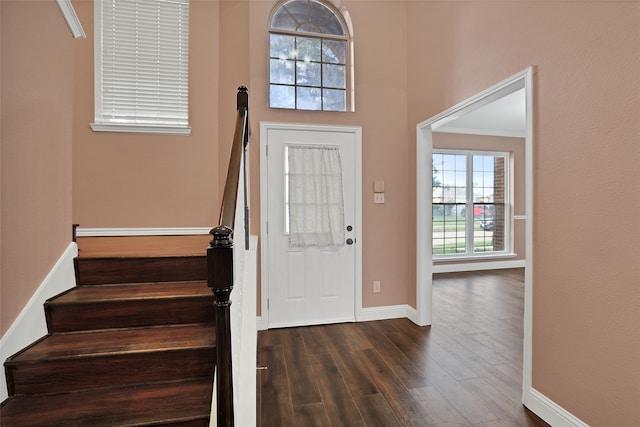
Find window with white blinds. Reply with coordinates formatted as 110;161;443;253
92;0;191;135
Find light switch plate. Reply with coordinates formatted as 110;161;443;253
373;180;385;193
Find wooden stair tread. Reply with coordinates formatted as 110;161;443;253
50;281;211;303
0;377;212;427
8;324;215;363
76;235;211;258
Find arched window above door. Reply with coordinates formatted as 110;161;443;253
269;0;353;112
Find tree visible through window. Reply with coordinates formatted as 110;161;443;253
269;0;350;111
432;151;509;256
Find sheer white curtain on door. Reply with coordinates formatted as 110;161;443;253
287;145;345;247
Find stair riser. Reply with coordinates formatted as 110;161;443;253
46;297;215;332
75;257;207;285
7;349;215;396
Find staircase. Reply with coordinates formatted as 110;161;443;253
0;235;217;426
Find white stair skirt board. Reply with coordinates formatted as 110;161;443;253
525;388;590;427
232;235;258;427
0;242;78;402
75;227;212;237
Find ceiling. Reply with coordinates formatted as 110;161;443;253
434;88;526;138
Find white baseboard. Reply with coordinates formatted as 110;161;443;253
76;227;212;237
0;242;78;402
257;305;420;330
406;305;421;326
525;388;589;427
256;316;268;331
432;259;525;274
357;304;415;322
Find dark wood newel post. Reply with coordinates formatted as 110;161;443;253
208;225;235;427
208;86;249;427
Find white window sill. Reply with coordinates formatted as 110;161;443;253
433;253;518;263
90;123;191;136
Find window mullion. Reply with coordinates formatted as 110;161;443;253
466;154;474;255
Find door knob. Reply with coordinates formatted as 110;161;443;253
346;238;354;245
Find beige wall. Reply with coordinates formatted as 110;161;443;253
406;2;640;425
0;0;74;335
432;132;526;263
72;0;224;228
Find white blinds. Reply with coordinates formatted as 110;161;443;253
95;0;189;128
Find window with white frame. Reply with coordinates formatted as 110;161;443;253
269;0;351;112
92;0;190;135
432;150;510;257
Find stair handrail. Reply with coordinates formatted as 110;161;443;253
207;86;249;427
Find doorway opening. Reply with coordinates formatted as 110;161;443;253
416;67;534;404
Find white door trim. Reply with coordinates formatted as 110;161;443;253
260;122;363;329
416;67;534;408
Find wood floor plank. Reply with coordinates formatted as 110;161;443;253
340;322;374;350
330;349;380;397
309;352;366;426
384;318;501;424
279;328;323;406
301;325;331;355
410;386;471;426
258;345;295;426
356;348;434;426
320;323;361;353
319;323;383;397
357;321;430;390
293;403;331;427
258;328;283;348
355;394;403;427
419;336;478;381
461;377;547;427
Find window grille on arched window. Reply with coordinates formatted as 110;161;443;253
269;0;351;112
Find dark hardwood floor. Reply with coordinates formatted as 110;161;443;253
257;268;548;427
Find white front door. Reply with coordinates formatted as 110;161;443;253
262;123;361;328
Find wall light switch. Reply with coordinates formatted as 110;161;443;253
373;180;385;193
374;193;385;204
373;281;381;293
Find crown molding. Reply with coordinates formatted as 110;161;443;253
56;0;86;38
